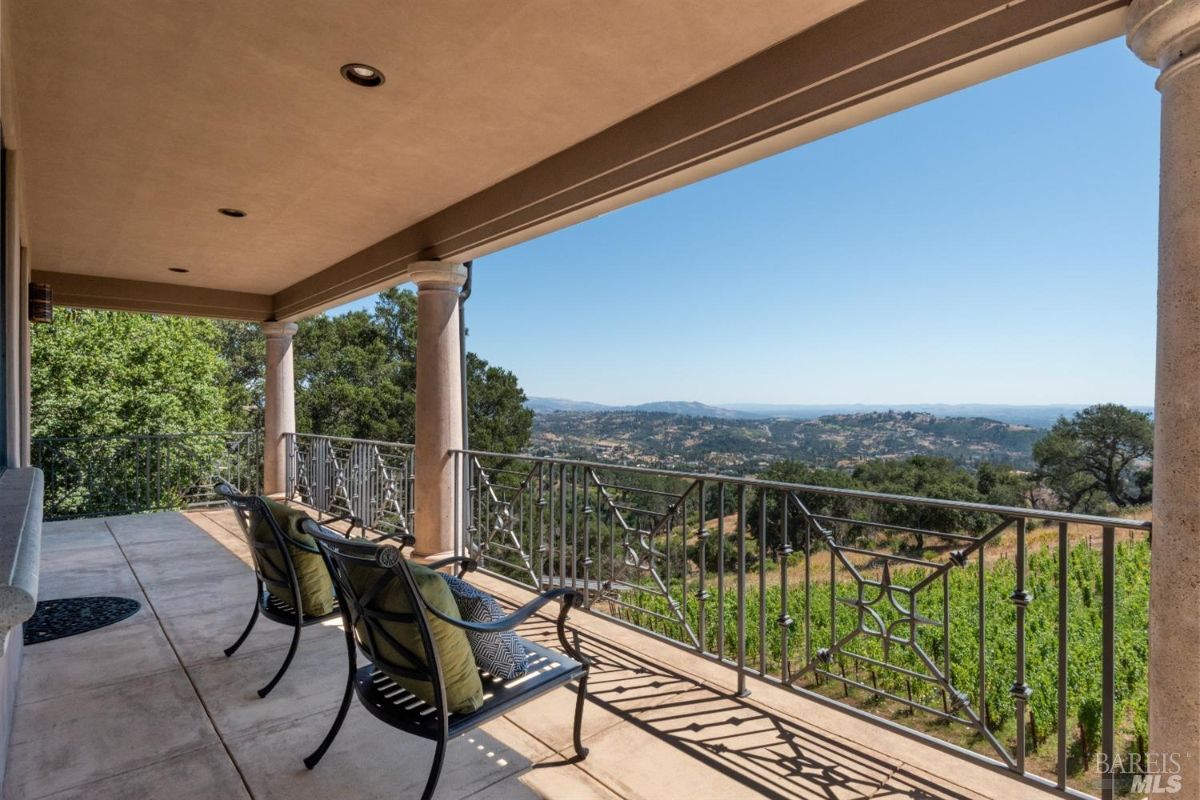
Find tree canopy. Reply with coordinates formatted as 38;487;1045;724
34;289;533;458
1032;403;1152;511
220;287;532;451
32;309;230;437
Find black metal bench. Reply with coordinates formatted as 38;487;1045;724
300;518;591;800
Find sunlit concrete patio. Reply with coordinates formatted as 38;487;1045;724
4;508;1067;800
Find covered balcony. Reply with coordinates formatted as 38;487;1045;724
0;1;1193;799
15;490;1141;800
9;433;1155;799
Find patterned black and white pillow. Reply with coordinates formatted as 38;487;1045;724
440;574;529;680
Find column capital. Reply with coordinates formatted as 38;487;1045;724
408;260;467;291
262;320;299;339
1128;0;1200;78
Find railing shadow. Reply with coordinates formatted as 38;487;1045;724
518;617;976;800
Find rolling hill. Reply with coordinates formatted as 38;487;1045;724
530;409;1044;474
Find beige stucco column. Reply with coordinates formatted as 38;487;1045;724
262;321;298;497
1129;0;1200;787
410;261;467;556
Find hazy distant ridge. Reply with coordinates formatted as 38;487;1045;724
526;397;1151;429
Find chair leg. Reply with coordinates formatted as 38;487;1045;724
304;661;355;769
421;736;447;800
257;617;301;698
224;599;260;657
572;669;590;761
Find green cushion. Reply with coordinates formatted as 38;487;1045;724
252;498;336;618
344;559;483;714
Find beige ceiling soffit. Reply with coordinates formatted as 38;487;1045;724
274;0;1128;321
32;271;272;321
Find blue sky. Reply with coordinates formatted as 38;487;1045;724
336;38;1159;407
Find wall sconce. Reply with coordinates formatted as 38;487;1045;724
29;283;52;324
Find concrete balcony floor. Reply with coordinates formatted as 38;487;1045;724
5;509;1065;800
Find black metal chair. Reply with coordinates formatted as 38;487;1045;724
299;519;591;800
215;482;359;697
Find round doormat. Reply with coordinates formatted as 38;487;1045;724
23;596;141;645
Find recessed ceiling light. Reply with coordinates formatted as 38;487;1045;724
340;63;385;88
218;208;247;218
168;267;190;273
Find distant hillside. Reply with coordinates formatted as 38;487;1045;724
530;409;1043;474
527;397;759;419
525;397;614;413
526;398;1151;429
630;401;760;419
720;403;1153;429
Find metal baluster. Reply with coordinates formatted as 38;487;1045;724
284;434;292;498
548;463;557;589
978;544;987;732
1057;521;1069;790
1011;518;1031;774
736;485;748;697
154;435;162;507
696;480;708;655
805;508;812;666
360;441;371;527
665;490;673;631
829;508;836;677
942;571;950;712
477;458;486;564
558;463;567;590
608;471;616;609
1101;525;1115;800
583;468;592;608
779;490;792;683
679;488;687;642
571;464;579;592
452;452;460;556
717;483;726;664
758;489;767;675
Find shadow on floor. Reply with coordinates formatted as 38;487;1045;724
519;617;975;800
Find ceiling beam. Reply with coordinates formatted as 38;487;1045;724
272;0;1128;320
33;271;272;321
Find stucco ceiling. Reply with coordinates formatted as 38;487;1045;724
4;0;860;295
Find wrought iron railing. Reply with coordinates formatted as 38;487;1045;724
32;431;262;520
286;433;414;539
453;449;1150;800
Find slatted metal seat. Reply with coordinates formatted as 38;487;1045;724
300;519;591;800
215;482;357;697
260;589;340;626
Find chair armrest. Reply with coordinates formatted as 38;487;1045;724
424;555;477;576
420;587;581;634
316;511;364;537
371;531;416;548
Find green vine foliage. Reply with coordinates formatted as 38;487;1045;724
618;538;1149;786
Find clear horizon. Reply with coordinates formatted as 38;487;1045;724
336;38;1158;408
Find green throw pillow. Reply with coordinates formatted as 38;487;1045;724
344;558;483;714
252;498;336;618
